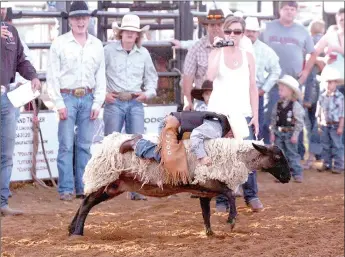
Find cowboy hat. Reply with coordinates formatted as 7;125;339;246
191;80;213;101
1;2;12;8
61;1;94;18
321;65;344;85
112;14;150;33
277;75;302;100
199;9;225;25
245;17;260;31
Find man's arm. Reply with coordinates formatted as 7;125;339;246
92;44;106;110
261;47;281;93
171;39;197;50
143;50;158;99
182;47;197;109
46;41;65;110
13;26;37;81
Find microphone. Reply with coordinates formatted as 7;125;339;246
214;40;235;48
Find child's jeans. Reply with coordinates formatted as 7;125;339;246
274;131;303;177
320;124;344;170
190;119;223;159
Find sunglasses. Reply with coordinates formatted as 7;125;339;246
224;29;243;35
207;14;224;20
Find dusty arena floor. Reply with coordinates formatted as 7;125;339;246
1;163;344;257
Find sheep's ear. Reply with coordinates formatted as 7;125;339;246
252;143;269;155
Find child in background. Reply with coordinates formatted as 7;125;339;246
316;67;344;174
270;75;305;183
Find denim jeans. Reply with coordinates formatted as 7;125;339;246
1;93;17;207
258;95;264;140
216;117;259;206
104;99;145;199
320;125;344;170
135;139;161;162
103;99;144;136
57;93;94;195
274;131;302;177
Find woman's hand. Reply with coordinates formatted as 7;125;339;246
248;116;259;138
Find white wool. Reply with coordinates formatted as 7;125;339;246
83;132;264;195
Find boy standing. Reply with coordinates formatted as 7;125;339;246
316;68;344;174
270;75;305;183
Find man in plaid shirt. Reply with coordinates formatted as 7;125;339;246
244;17;281;141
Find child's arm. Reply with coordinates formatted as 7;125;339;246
269;103;278;142
292;102;305;142
337;95;344;135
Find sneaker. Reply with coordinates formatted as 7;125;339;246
59;193;73;201
216;203;229;213
317;164;331;172
0;205;24;216
293;175;303;183
130;192;147;201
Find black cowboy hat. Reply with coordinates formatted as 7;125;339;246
191;80;213;101
198;9;225;25
61;1;98;19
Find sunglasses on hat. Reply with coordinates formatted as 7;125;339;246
207;14;223;20
224;29;243;35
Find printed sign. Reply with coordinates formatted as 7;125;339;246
11;105;177;182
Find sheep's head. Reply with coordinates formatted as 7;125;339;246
252;143;291;183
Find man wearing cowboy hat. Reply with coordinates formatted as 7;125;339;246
47;1;106;201
244;16;281;142
316;67;344;174
1;2;41;215
270;75;305;183
103;14;158;200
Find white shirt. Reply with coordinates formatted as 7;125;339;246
46;31;106;110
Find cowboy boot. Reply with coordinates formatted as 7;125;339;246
0;205;24;216
119;135;143;154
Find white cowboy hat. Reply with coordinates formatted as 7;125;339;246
233;11;243;18
321;66;344;84
277;75;302;100
245;17;260;31
112;14;150;33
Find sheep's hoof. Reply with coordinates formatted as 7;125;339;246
227;218;236;231
205;228;214;236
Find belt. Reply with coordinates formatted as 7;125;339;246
278;126;294;132
60;88;93;97
113;91;138;101
326;121;339;125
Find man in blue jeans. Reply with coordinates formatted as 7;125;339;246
1;3;41;215
103;14;158;200
119;114;263;212
47;1;106;201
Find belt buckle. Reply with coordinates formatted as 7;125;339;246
118;92;132;101
74;88;86;97
278;127;283;132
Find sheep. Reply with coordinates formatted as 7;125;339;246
69;132;291;237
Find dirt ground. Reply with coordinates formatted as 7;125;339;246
1;163;344;257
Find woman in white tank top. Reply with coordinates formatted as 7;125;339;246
206;16;259;137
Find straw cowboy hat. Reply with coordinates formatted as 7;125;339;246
321;66;344;85
199;9;225;25
191;80;213;101
112;14;150;33
277;75;302;100
245;17;260;31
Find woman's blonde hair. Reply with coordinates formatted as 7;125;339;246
223;16;245;31
309;19;325;35
114;30;145;47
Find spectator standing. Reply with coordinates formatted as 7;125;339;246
270;75;305;182
103;14;158;200
259;1;315;161
1;3;41;215
47;1;106;201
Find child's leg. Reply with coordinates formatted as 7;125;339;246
330;126;344;171
320;125;332;169
190;120;222;161
284;132;303;179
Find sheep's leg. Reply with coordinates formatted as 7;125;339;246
222;189;237;230
69;189;116;236
199;197;214;236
